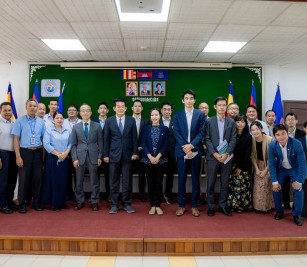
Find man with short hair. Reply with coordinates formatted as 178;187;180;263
131;100;149;202
265;109;276;137
71;103;103;211
160;101;176;204
44;100;58;128
198;102;209;118
282;112;305;210
93;102;110;200
268;124;305;226
62;104;81;133
206;97;237;217
36;103;46;119
227;103;239;119
0;102;18;214
173;90;205;217
246;105;269;135
11;98;46;213
103;98;138;214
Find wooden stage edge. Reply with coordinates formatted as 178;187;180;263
0;236;307;256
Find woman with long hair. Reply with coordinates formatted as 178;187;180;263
250;121;274;213
227;115;252;212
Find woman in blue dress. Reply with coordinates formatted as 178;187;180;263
43;111;71;210
141;108;169;215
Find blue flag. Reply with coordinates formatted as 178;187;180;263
272;84;283;124
58;83;65;113
250;80;257;107
32;80;40;103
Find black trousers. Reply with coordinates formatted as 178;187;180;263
0;150;18;207
145;164;165;207
164;156;176;197
18;148;43;206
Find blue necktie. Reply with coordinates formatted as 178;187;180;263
84;122;89;140
119;118;123;134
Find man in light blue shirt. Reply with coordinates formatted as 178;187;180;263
11;98;46;213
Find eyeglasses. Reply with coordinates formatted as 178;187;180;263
68;109;77;112
80;110;91;113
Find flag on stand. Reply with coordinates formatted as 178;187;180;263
272;83;284;124
6;83;18;121
250;80;257;107
58;82;65;113
227;81;235;105
32;80;40;102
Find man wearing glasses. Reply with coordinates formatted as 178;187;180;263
71;104;103;211
227;103;239;120
63;104;81;133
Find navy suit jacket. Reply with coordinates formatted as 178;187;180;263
268;137;306;184
160;118;176;156
205;116;237;161
299;136;307;161
136;116;150;147
141;124;169;160
173;109;205;158
103;115;138;163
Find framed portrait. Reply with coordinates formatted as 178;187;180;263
153;81;166;96
126;81;138;96
139;81;152;96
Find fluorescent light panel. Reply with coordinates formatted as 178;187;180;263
203;41;247;53
41;39;86;51
115;0;171;22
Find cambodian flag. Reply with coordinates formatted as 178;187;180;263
250;80;257;107
32;80;40;102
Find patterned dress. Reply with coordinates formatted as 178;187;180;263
227;133;252;211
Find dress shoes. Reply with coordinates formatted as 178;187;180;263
92;203;99;211
74;203;85;211
1;206;13;214
274;211;284;220
219;207;232;216
293;216;303;226
207;208;215;216
176;207;185;216
191;208;200;217
18;204;27;214
32;204;43;211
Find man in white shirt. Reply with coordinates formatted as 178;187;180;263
131;100;149;202
268;124;305;226
62;104;80;133
44;100;58;128
0;102;18;214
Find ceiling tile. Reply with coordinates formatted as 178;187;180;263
120;22;167;39
71;22;122;39
167;23;216;40
82;39;125;51
162;52;198;62
124;39;164;52
164;39;206;52
272;3;307;27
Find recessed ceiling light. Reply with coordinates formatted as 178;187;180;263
41;39;86;51
115;0;171;22
203;41;247;53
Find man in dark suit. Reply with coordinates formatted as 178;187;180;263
205;97;237;217
103;98;138;214
173;90;205;217
71;103;103;211
268;124;306;226
283;112;305;210
131;99;149;202
93;102;110;201
160;101;176;204
298;121;307;218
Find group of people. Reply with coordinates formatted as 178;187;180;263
0;89;306;226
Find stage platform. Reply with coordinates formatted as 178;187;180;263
0;201;306;256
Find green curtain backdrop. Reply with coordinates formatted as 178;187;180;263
29;64;262;119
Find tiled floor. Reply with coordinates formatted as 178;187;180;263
0;254;307;267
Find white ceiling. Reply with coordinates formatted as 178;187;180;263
1;0;307;67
